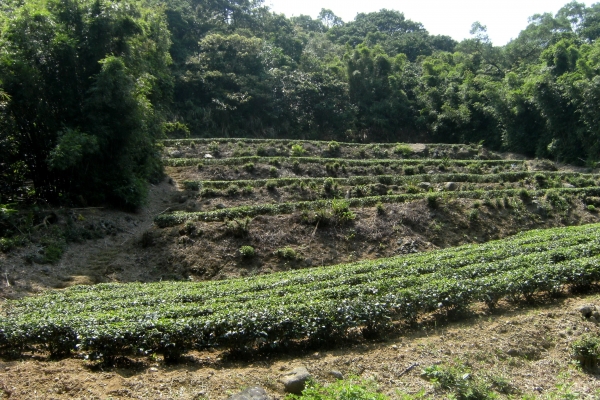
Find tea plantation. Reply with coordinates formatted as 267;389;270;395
2;139;600;363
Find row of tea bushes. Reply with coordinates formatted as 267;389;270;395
1;224;599;361
155;187;600;227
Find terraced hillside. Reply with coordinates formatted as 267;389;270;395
149;139;600;281
2;139;600;399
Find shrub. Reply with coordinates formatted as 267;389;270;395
197;163;204;170
225;217;252;237
266;180;277;191
226;185;240;196
275;247;298;260
327;141;340;156
269;166;278;177
394;144;412;156
571;334;600;370
208;141;220;155
332;199;355;223
376;202;385;215
588;204;596;212
323;177;335;193
243;163;255;173
427;193;439;208
468;209;479;221
239;245;255;258
292;160;301;173
403;166;415;176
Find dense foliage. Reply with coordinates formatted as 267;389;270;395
3;0;600;205
2;223;600;361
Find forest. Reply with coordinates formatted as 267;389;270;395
1;0;600;208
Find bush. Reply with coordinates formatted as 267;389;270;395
427;193;439;208
269;166;278;177
239;245;255;258
394;144;412;156
243;163;255;173
266;180;278;191
225;217;252;238
588;204;596;212
571;334;600;370
327;141;340;156
403;166;415;176
275;247;298;260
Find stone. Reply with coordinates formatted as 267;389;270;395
328;370;344;380
170;150;183;158
227;387;270;400
280;367;311;394
418;182;431;190
578;305;595;318
445;182;457;191
204;154;214;159
506;349;519;357
563;183;575;188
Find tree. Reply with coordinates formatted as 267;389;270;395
0;0;172;208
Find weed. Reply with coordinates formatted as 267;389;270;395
243;163;255;173
376;202;385;215
287;376;387;400
404;166;415;176
197;162;204;170
242;185;253;195
269;166;278;177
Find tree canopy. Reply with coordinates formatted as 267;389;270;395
2;0;600;206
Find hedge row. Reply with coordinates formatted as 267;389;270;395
2;224;600;361
162;138;476;150
164;156;524;168
182;171;599;191
154;187;600;227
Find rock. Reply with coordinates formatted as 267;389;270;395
170;150;183;158
593;311;600;320
445;182;457;191
280;367;311;395
506;349;519;357
204;154;214;159
418;182;431;190
328;370;344;380
562;183;575;188
227;387;270;400
590;316;598;323
579;305;595;318
216;203;227;209
149;367;158;372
